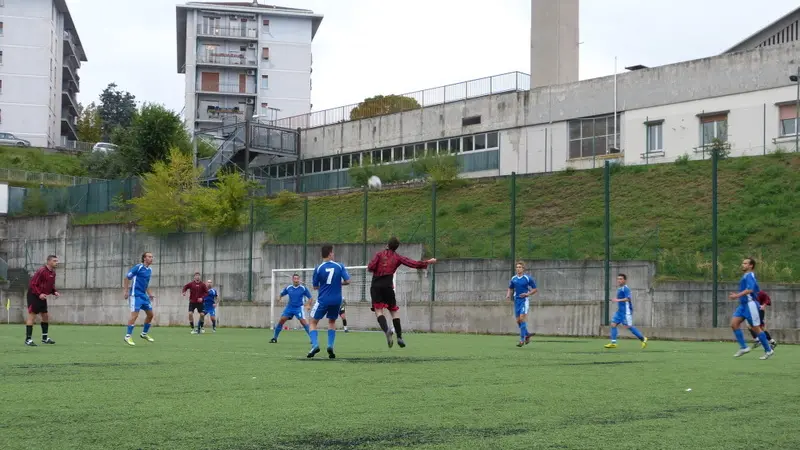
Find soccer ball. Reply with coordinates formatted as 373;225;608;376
368;175;382;189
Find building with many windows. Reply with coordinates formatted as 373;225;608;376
175;1;322;135
0;0;87;148
248;6;800;194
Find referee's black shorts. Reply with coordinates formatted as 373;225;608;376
27;292;48;314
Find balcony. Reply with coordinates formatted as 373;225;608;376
61;111;78;141
197;24;258;41
196;82;256;96
62;90;79;115
197;53;257;68
62;61;80;84
63;31;79;59
63;79;79;95
198;105;247;123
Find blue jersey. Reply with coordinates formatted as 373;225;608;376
280;284;312;308
203;288;218;307
739;272;759;305
126;264;152;298
616;285;632;312
313;261;350;304
509;274;536;300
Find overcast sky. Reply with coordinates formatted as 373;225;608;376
66;0;799;117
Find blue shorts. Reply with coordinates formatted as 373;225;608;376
612;307;633;326
129;295;152;313
311;301;341;321
733;301;762;327
514;298;530;318
281;306;305;320
204;305;216;317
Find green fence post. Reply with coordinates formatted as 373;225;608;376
510;172;516;271
247;199;254;302
712;145;719;327
431;181;437;303
302;198;308;268
604;161;611;327
361;186;368;302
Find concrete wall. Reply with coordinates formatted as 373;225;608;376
4;214;800;342
530;0;579;88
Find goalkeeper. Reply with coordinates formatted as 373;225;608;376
367;237;436;348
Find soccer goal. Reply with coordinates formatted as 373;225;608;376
269;266;403;331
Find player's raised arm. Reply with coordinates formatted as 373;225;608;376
398;254;435;270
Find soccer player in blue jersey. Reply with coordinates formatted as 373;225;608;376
604;274;647;349
123;252;156;346
307;244;350;359
196;280;218;333
505;262;537;347
270;273;313;343
729;257;774;359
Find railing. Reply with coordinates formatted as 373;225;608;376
201;129;244;180
63;31;78;58
197;83;256;94
197;54;258;67
62;61;80;83
272;71;531;129
63;79;79;94
197;25;258;39
59;137;95;152
62;90;79;113
0;167;107;186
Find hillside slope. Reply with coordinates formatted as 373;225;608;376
257;153;800;282
0;146;87;186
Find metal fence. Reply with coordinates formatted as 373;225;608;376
7;178;140;216
271;71;531;129
0;167;106;187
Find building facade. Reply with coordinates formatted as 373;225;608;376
176;1;322;135
530;0;579;89
0;0;87;148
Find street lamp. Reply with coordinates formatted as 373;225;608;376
790;67;800;152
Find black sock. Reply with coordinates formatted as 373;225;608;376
42;322;49;339
750;329;759;339
211;318;216;328
765;330;773;341
377;315;389;333
190;321;194;328
198;319;204;331
392;318;403;339
26;325;33;340
342;318;348;327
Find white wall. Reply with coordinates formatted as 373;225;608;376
258;15;311;118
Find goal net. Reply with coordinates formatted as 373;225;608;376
269;265;407;331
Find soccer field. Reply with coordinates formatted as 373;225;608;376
1;326;799;450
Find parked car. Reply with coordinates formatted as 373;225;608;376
92;142;119;153
0;132;31;147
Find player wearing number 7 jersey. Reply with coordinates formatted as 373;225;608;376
307;244;350;359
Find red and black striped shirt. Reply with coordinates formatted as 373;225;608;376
368;249;429;286
29;266;57;297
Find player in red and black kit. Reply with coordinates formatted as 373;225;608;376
25;255;60;346
182;272;208;333
749;290;777;349
367;236;436;348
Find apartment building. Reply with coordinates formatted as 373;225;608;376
176;1;323;134
0;0;87;148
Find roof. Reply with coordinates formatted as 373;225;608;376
175;1;323;73
54;0;87;62
724;5;800;54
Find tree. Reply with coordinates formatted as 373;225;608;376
194;171;256;234
128;103;188;174
129;148;204;234
349;95;421;120
76;102;103;143
98;83;137;140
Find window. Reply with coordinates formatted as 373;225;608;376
463;136;474;152
260;75;268;89
262;47;270;60
393;147;403;161
278;164;287;178
0;79;3;94
372;149;382;163
0;109;2;123
322;158;331;172
699;114;728;145
332;156;341;170
262;19;270;33
449;138;461;153
0;51;3;65
438;140;448;153
646;122;663;153
260;103;268;116
312;159;322;173
414;144;424;158
286;162;295;177
0;22;4;35
404;145;414;160
475;134;486;150
426;141;436;154
779;103;798;136
382;148;391;162
568;114;621;159
269;166;278;178
487;132;499;148
304;160;312;174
